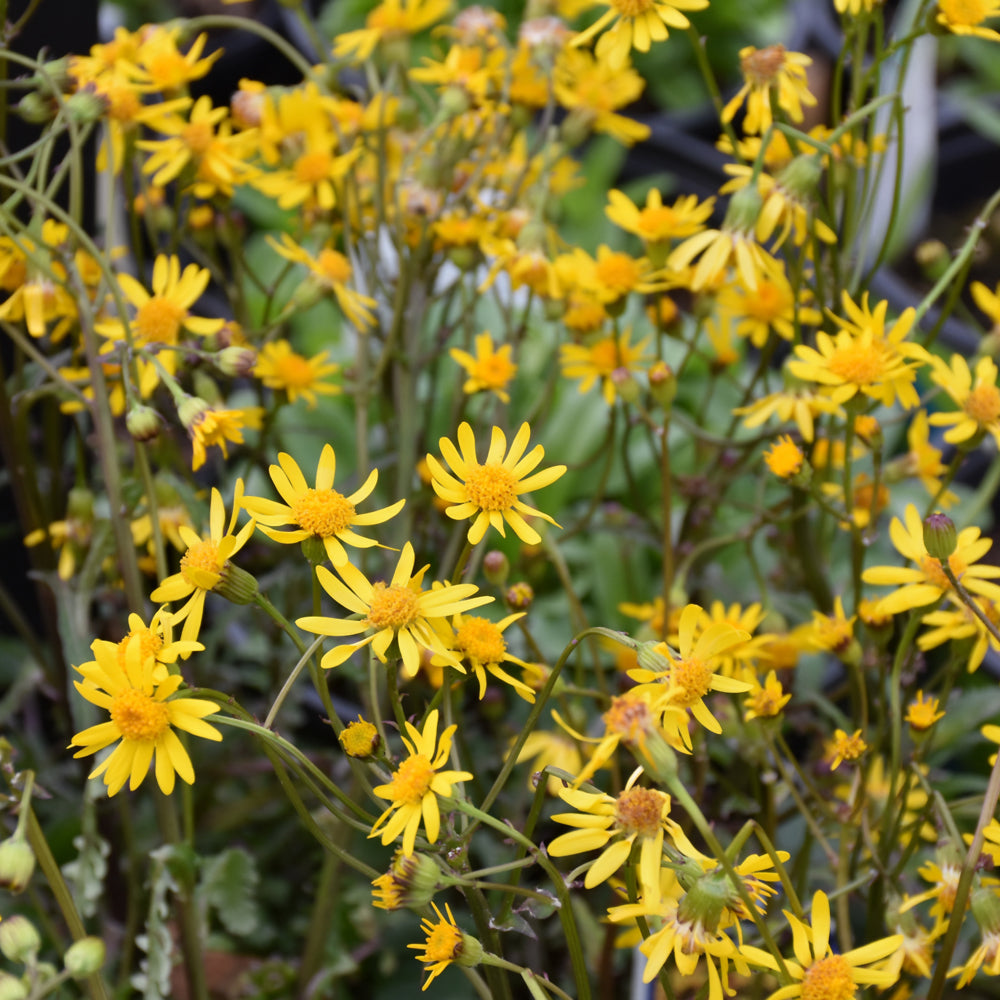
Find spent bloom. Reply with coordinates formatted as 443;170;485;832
407;902;483;991
426;422;566;545
370;710;471;856
69;636;222;796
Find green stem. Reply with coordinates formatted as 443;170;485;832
264;635;325;729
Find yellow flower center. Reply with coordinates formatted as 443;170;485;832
963;382;1000;425
454;617;506;665
182;120;214;155
614;786;666;837
339;718;379;757
292;487;356;537
295;150;332;184
609;0;655;16
670;657;714;706
940;0;990;25
317;248;352;285
603;696;654;743
118;627;165;666
474;354;516;388
180;538;225;586
741;44;788;87
135;295;185;344
367;582;420;630
145;52;189;90
389;753;434;804
110;688;170;742
638;205;678;239
746;279;789;321
107;85;142;122
464;463;518;512
595;252;641;295
828;340;886;386
918;552;966;590
272;352;319;389
589;338;621;375
424;920;464;963
748;684;783;717
801;954;856;1000
765;438;803;478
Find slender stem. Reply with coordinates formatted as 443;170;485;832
264;635;325;729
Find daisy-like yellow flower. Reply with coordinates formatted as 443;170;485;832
948;887;1000;988
937;0;1000;41
24;487;93;581
606;188;715;246
442;611;536;701
370;709;471;855
254;340;340;408
95;254;224;365
806;595;857;655
629;603;752;744
742;891;902;998
826;728;867;769
764;435;804;478
69;636;222;796
572;0;708;71
449;332;517;403
722;45;816;135
269;234;377;331
560;329;650;405
733;388;843;443
906;690;945;731
296;543;492;676
786;291;927;409
718;264;822;348
917;595;1000;672
929;353;1000;449
182;400;264;472
150;482;256;646
548;772;676;896
132;26;221;93
242;446;404;567
332;0;452;63
901;851;967;934
407;902;483;990
744;670;791;721
862;503;1000;616
426;422;566;546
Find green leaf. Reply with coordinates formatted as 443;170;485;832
200;847;260;937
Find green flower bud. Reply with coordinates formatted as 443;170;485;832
971;884;1000;936
214;562;259;605
64;90;109;125
300;536;328;566
483;550;509;586
923;512;957;561
915;239;950;282
125;405;162;442
17;92;55;124
215;346;257;378
776;155;822;200
177;394;210;432
63;937;106;978
648;361;677;409
0;915;41;964
0;836;35;893
505;582;534;610
677;869;742;934
723;185;764;234
0;973;28;1000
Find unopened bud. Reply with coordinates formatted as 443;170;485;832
216;346;257;377
125;404;162;442
648;361;677;408
214;562;259;605
776;154;822;200
0;916;41;963
0;973;28;1000
63;937;106;978
483;550;509;586
723;185;764;234
915;239;950;282
17;92;55;124
505;582;534;610
923;512;957;561
65;90;108;125
0;836;35;893
177;394;210;431
611;367;640;403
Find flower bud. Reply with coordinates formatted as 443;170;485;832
177;394;211;432
923;512;957;561
0;836;35;893
915;239;950;282
0;916;41;964
214;562;259;605
505;582;534;610
215;346;258;378
776;155;822;200
17;92;55;124
723;185;764;234
482;550;509;586
125;404;162;442
0;973;28;1000
63;937;106;978
65;90;109;125
611;367;641;404
648;361;677;409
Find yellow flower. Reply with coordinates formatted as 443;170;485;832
113;609;203;675
929;353;1000;448
253;340;340;408
407;902;483;990
242;445;404;567
905;690;945;731
183;402;263;472
508;721;584;795
786;291;926;409
295;543;492;676
722;45;815;135
806;595;856;654
826;728;867;769
937;0;1000;41
741;890;903;998
149;482;256;646
917;597;1000;672
442;611;536;701
733;388;843;443
548;773;675;896
717;265;822;348
560;329;650;404
426;422;566;545
892;409;958;506
862;503;1000;615
339;716;380;758
69;635;222;796
764;435;804;478
332;0;452;62
835;0;882;11
572;0;709;71
268;234;377;331
744;670;791;721
606;188;715;245
132;27;221;92
449;332;517;402
371;710;471;856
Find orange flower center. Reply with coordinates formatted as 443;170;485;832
614;786;667;837
182;120;214;155
473;354;515;388
317;248;352;285
424;920;464;963
340;718;379;757
963;382;1000;425
609;0;655;16
118;627;165;667
918;552;966;590
110;688;170;742
741;44;787;87
589;338;621;375
464;463;518;512
638;205;678;238
293;487;356;537
454;617;506;665
746;279;789;321
765;438;803;478
801;954;856;1000
389;753;434;804
367;582;420;630
828;340;886;386
135;295;185;344
180;538;225;586
295;150;332;184
272;352;319;389
595;252;641;295
670;657;714;706
603;696;654;744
